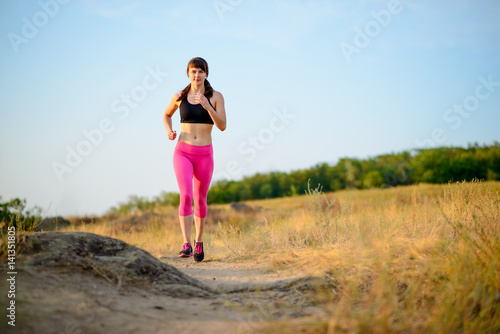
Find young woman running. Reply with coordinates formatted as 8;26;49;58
163;57;226;262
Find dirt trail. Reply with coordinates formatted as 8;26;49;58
166;255;303;290
2;232;329;334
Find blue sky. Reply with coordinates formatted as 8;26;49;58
1;0;499;216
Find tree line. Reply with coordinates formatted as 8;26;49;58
6;143;495;219
207;143;500;203
104;143;499;215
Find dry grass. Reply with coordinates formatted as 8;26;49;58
64;180;500;333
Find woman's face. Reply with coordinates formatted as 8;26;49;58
187;66;206;85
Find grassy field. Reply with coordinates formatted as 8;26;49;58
64;180;500;333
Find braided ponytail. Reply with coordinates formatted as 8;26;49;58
204;79;214;99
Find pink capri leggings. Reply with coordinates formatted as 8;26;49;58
173;141;214;218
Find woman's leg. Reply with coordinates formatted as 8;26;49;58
178;215;193;244
173;149;194;244
194;216;206;242
192;151;214;243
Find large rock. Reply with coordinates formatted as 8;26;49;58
35;216;70;231
230;202;261;213
16;231;212;297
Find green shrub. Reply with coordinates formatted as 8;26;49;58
0;197;42;233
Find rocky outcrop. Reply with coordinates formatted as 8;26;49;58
35;216;70;231
230;203;261;213
16;231;212;298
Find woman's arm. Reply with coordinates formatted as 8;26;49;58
163;93;181;140
196;91;227;131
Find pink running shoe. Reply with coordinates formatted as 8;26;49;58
194;241;204;262
178;243;193;258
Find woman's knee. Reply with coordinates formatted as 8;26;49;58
194;203;207;218
179;194;193;216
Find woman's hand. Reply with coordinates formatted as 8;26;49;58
195;93;212;111
168;130;177;140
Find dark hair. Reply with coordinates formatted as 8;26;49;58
177;57;214;102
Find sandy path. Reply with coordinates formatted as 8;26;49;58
166;256;329;329
165;256;299;289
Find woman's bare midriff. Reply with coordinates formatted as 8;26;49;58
178;123;213;146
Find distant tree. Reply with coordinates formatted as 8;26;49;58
259;183;273;199
154;191;180;207
363;170;385;189
342;158;362;189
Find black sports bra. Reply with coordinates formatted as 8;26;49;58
179;96;214;124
